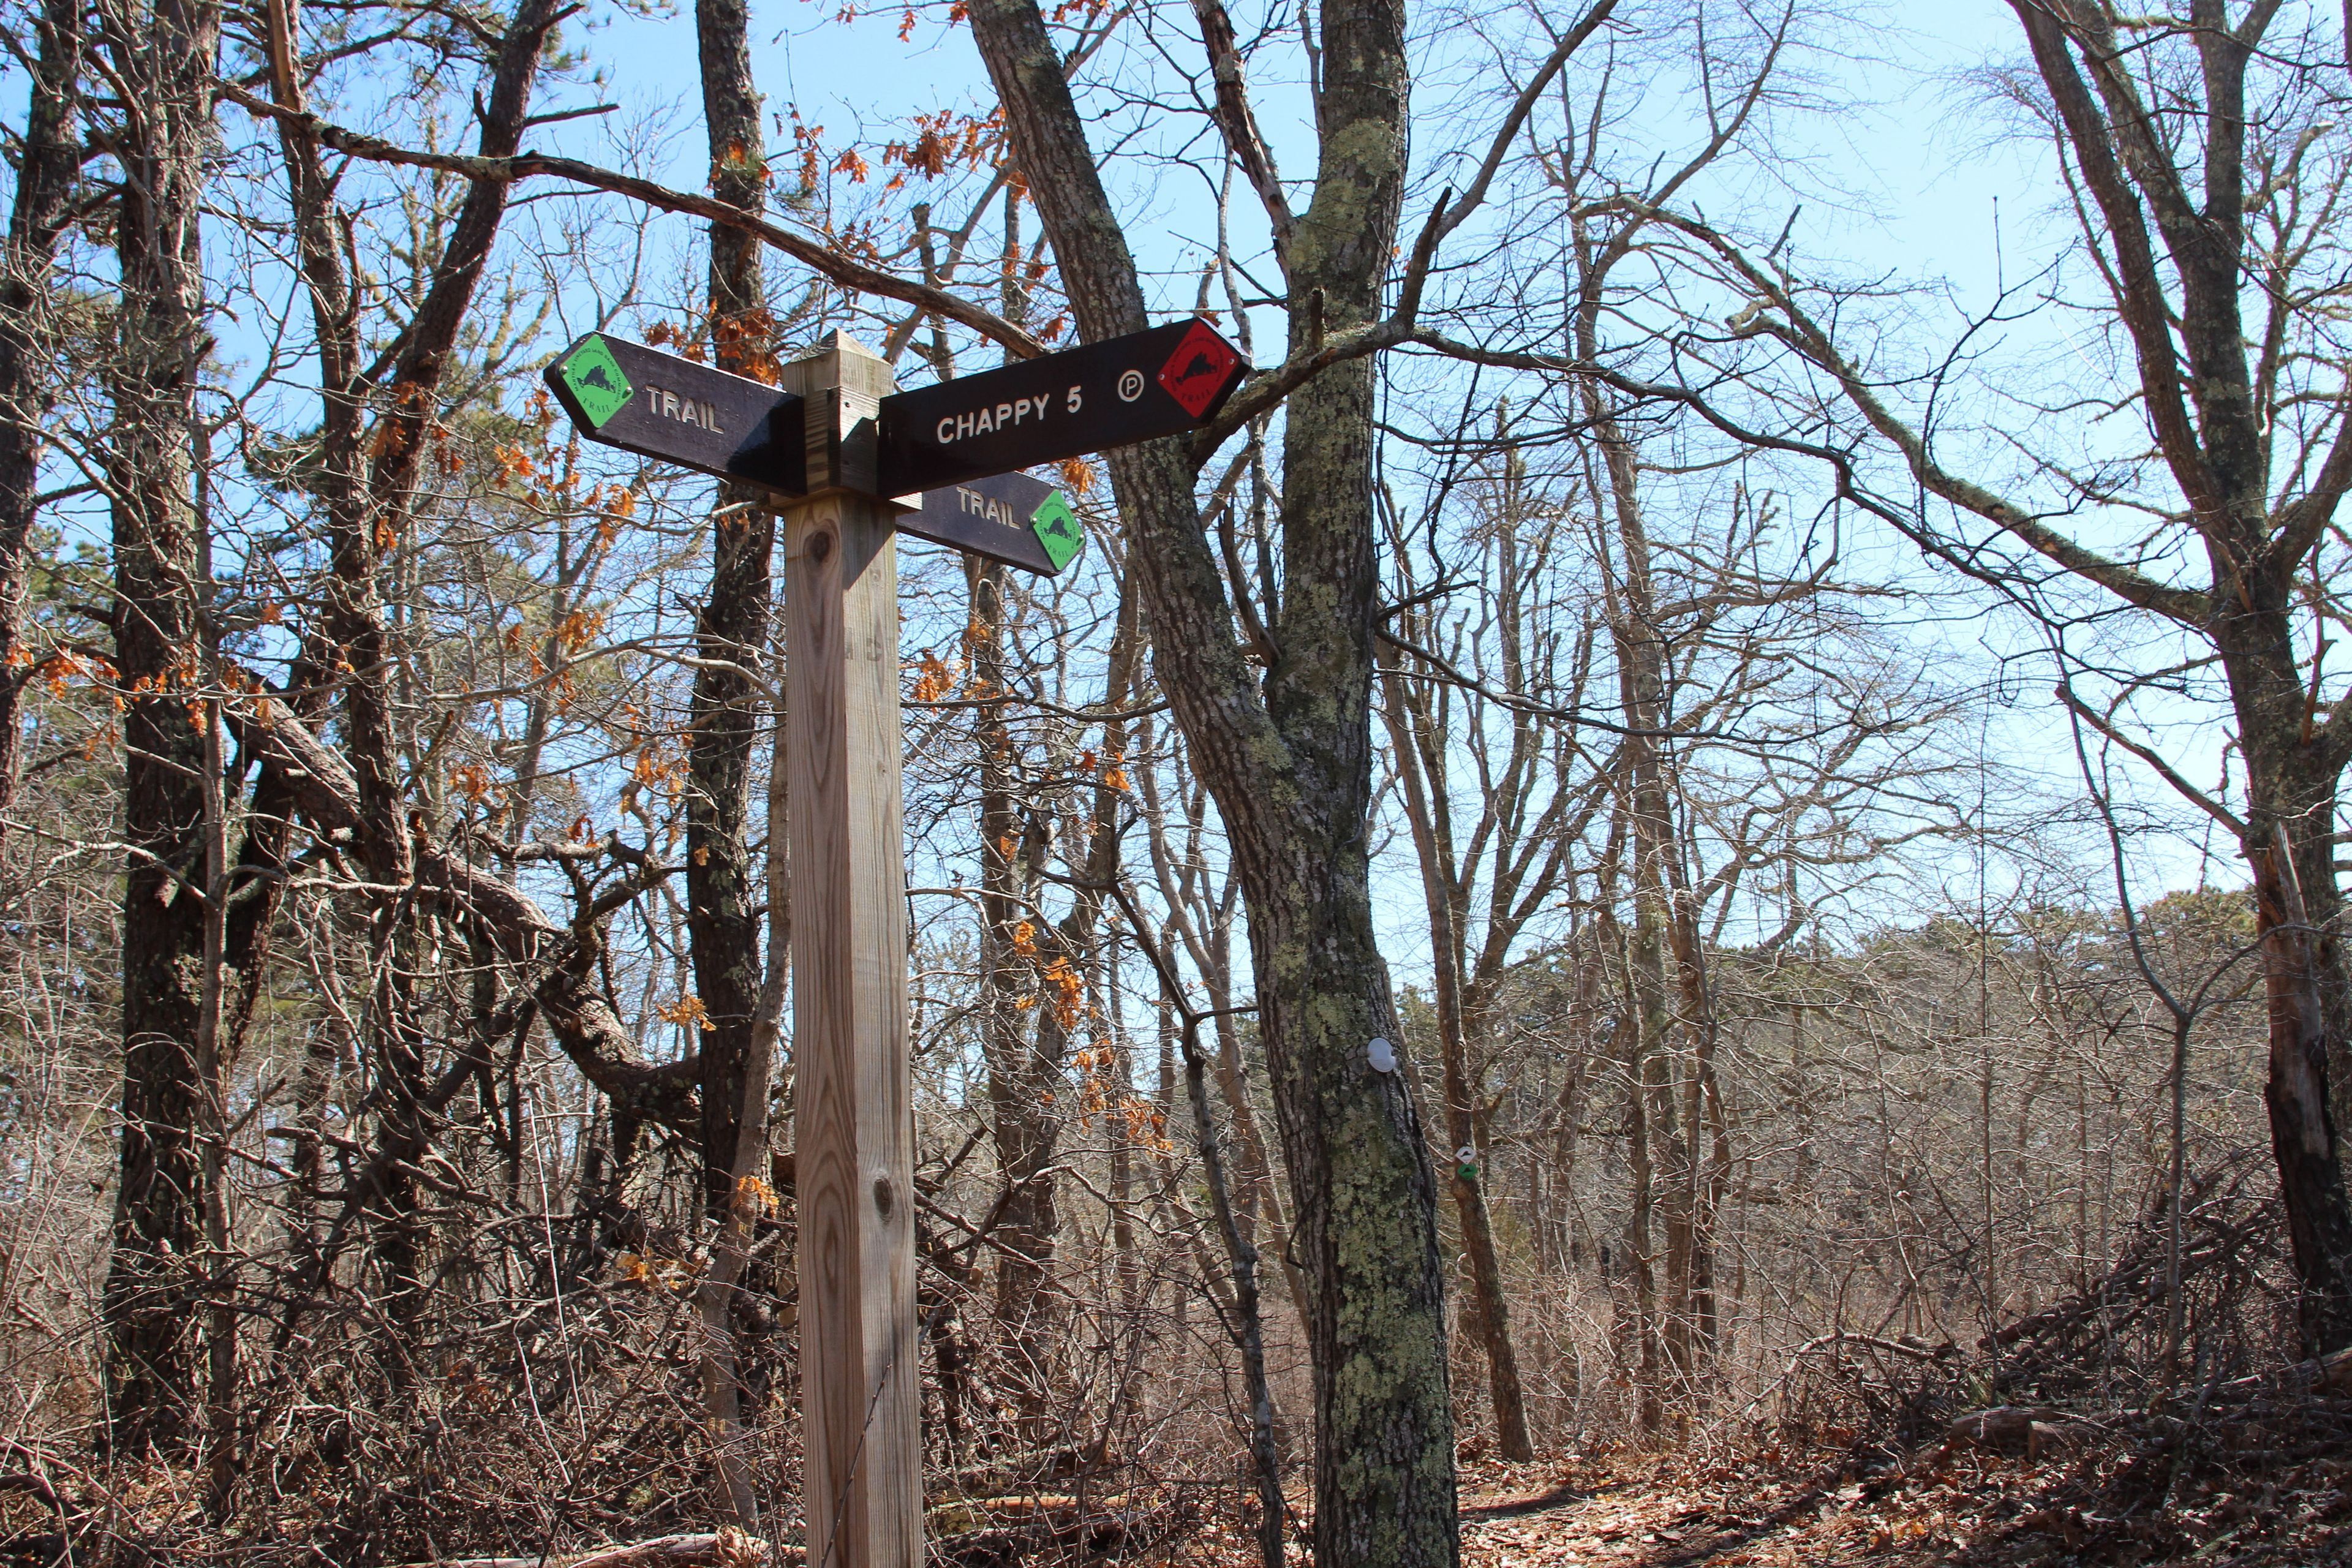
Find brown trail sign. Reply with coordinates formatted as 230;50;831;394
876;317;1245;494
543;331;1131;578
898;470;1082;576
542;321;1251;1568
543;333;806;496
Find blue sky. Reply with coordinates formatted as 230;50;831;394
0;0;2260;949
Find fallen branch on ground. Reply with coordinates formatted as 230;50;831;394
401;1531;790;1567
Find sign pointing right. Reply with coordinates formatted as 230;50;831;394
876;318;1248;495
897;470;1085;576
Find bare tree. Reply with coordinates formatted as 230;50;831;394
96;0;221;1455
960;0;1626;1551
1670;1;2352;1352
1380;438;1602;1459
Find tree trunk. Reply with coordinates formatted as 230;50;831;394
1377;670;1532;1459
249;0;564;1357
302;0;562;1337
1613;896;1667;1434
968;0;1456;1552
696;712;785;1528
2237;702;2352;1353
971;552;1060;1441
688;0;774;1218
98;0;219;1454
0;0;87;843
1585;376;1721;1403
1445;993;1532;1458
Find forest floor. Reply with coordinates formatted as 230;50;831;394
15;1380;2352;1566
12;1430;2350;1566
1435;1444;2352;1567
1158;1389;2352;1568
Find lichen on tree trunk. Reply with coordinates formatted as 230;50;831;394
967;0;1458;1553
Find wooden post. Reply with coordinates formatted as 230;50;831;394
782;333;922;1568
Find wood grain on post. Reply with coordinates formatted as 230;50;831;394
782;334;922;1568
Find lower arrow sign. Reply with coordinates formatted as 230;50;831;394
897;472;1084;576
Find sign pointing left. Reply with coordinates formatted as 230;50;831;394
543;333;807;497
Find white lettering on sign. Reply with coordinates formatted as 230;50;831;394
954;486;1023;529
932;390;1072;445
649;385;722;433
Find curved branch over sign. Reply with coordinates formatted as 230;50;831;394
224;86;1049;361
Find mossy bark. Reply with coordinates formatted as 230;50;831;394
969;0;1456;1555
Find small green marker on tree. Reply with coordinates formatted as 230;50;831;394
557;335;633;431
1028;491;1084;572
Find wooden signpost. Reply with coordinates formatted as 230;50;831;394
545;318;1248;1568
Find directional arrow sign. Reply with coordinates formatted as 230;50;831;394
897;471;1085;576
543;333;805;497
876;318;1248;495
544;331;1113;575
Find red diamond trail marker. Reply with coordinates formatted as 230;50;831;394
1157;319;1242;417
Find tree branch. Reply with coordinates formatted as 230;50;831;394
1191;0;1294;268
2056;680;2248;839
2007;1;2224;522
1393;0;1619;324
224;685;700;1136
222;85;1047;360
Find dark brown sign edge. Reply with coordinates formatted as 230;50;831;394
541;333;808;499
869;317;1252;496
895;472;1063;576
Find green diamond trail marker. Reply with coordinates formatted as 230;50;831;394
557;336;632;430
1029;492;1083;572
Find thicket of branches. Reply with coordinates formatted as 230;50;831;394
0;0;2342;1563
